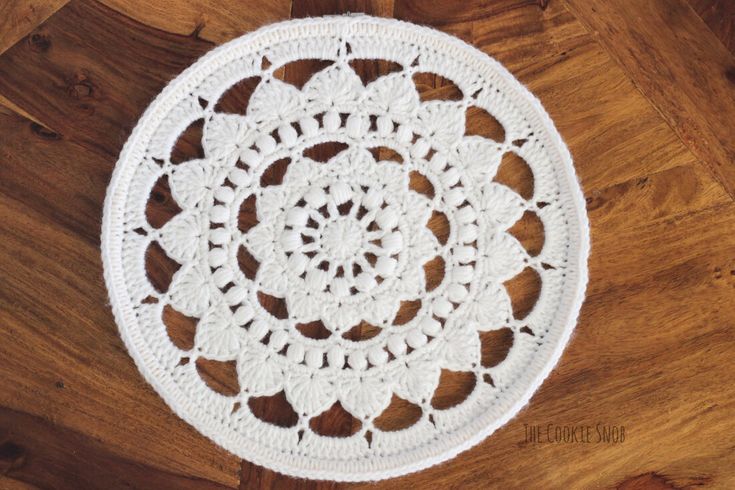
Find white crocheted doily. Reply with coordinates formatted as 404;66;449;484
102;16;589;481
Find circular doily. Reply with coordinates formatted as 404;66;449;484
102;16;589;481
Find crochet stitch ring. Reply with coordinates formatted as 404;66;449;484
102;16;589;481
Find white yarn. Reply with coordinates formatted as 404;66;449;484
102;16;589;481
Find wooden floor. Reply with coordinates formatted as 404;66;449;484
1;0;735;488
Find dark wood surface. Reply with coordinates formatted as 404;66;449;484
1;1;734;488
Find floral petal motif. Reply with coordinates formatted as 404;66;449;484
282;157;319;187
329;146;371;178
170;159;217;209
258;260;289;296
416;101;465;147
480;183;526;230
238;349;284;396
339;376;392;421
323;302;362;334
247;79;303;123
257;186;288;221
483;232;527;282
285;372;336;416
364;73;419;117
158;210;200;263
203;114;250;160
456;137;504;185
466;284;512;331
398;264;424;297
407;227;440;263
377;162;409;198
244;221;277;263
303;64;364;108
168;264;210;316
440;324;480;371
362;295;397;327
403;192;433;225
195;304;244;359
395;360;441;404
287;289;321;322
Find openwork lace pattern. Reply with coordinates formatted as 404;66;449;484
102;16;589;481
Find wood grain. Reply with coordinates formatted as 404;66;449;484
99;0;291;45
0;0;69;56
688;0;735;55
0;0;213;158
0;106;241;488
1;0;734;488
0;406;232;489
563;0;735;199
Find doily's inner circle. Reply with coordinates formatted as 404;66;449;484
319;216;365;262
103;16;588;481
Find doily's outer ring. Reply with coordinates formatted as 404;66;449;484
102;16;590;481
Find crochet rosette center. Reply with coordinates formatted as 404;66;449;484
320;217;364;261
102;16;589;481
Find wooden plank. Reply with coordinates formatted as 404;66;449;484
0;0;68;56
688;0;735;55
0;407;233;489
394;0;540;25
563;0;735;198
290;0;394;18
0;108;241;488
0;0;214;158
585;163;730;233
0;94;44;126
98;0;291;45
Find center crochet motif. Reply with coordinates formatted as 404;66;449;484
194;63;520;388
103;16;589;481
